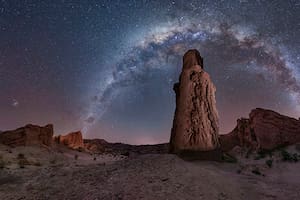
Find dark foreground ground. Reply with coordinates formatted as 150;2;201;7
0;144;300;200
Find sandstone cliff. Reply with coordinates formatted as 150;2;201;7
54;131;84;150
220;108;300;151
0;124;53;147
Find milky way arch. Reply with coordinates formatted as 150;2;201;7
82;19;300;133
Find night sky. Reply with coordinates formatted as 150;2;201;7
1;0;300;144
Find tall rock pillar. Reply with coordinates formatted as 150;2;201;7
169;49;220;155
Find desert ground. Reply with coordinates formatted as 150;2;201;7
1;143;300;200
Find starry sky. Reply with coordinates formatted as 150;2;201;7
1;0;300;144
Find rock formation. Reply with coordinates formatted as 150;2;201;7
169;49;220;154
54;131;84;150
84;139;108;153
0;124;53;147
220;108;300;151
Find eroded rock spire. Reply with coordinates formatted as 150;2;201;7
169;49;220;154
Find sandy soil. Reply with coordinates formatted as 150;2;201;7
0;144;300;200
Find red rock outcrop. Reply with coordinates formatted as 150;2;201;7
84;139;108;153
220;108;300;151
54;131;84;149
0;124;53;147
169;49;220;153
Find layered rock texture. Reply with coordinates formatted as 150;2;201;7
220;108;300;151
0;124;53;147
54;131;84;149
169;49;220;153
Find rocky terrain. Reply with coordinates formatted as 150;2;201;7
0;118;299;199
0;140;300;200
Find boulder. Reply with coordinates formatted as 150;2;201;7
54;131;84;149
0;124;53;147
220;108;300;151
169;49;220;154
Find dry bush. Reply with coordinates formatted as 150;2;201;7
0;155;5;169
281;149;299;162
296;144;300;153
266;159;273;168
18;158;31;168
17;153;30;168
33;161;42;166
17;153;25;159
49;159;57;164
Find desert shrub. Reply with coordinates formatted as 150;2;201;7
251;168;262;176
254;155;261;160
34;161;42;166
281;149;291;161
18;158;30;168
254;151;268;160
17;153;28;168
253;149;274;161
0;160;5;169
0;155;4;168
245;149;252;159
266;159;273;168
6;149;12;153
121;152;130;157
17;153;25;159
49;158;56;164
281;149;299;162
221;153;238;163
296;144;300;153
292;153;299;162
18;159;26;168
18;160;24;168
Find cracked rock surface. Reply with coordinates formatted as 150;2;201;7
170;49;220;153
